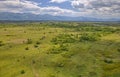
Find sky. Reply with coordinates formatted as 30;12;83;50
0;0;120;19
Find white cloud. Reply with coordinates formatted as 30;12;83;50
0;0;119;18
50;0;68;3
71;0;120;18
0;0;82;16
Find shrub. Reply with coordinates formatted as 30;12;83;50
24;31;26;33
9;45;12;48
117;48;120;52
50;44;68;54
56;62;64;67
51;34;76;44
34;45;38;48
26;39;32;44
50;50;61;54
89;71;97;77
59;44;68;51
23;56;25;59
36;41;41;45
20;70;25;74
80;33;100;42
32;60;36;64
17;59;20;62
49;74;55;77
0;41;4;46
40;36;46;40
4;29;7;31
77;75;82;77
61;52;74;58
25;47;29;50
104;58;113;64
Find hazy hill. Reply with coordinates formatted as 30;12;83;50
0;12;119;21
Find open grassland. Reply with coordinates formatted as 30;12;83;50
0;22;120;77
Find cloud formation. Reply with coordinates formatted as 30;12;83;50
50;0;68;3
0;0;119;18
71;0;120;18
0;0;77;16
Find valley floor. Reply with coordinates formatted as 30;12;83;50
0;22;120;77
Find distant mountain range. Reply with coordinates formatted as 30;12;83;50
0;12;120;21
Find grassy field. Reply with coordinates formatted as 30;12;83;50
0;22;120;77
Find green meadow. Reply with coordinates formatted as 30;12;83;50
0;22;120;77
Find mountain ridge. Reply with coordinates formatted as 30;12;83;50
0;12;119;21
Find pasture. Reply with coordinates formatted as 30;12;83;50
0;22;120;77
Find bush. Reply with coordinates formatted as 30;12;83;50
104;58;113;64
51;34;76;44
80;33;100;42
40;36;46;40
61;52;74;58
32;60;36;64
9;45;12;48
36;41;41;45
23;56;25;59
0;41;2;43
34;45;38;48
77;75;82;77
20;70;25;74
26;39;32;44
17;59;20;62
4;29;7;31
49;74;55;77
25;47;29;50
50;44;68;54
59;44;68;51
0;41;4;46
56;62;64;67
89;71;97;77
50;49;61;54
117;48;120;52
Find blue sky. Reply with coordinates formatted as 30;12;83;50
0;0;120;18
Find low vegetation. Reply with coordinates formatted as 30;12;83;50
0;22;120;77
